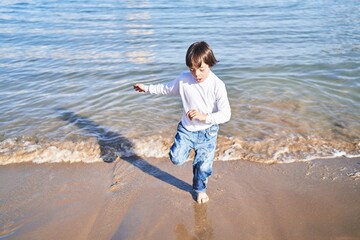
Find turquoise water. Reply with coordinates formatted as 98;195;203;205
1;0;359;164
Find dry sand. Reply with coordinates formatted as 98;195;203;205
1;157;359;240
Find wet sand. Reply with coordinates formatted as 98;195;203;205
1;157;359;240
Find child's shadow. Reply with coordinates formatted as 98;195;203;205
57;109;192;194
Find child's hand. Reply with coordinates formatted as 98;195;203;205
133;83;146;92
187;109;207;122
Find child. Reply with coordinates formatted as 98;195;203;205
133;41;231;204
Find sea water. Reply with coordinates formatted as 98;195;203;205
1;0;359;164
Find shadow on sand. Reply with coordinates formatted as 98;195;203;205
57;109;192;194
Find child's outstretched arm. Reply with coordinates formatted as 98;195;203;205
133;79;179;96
133;83;147;92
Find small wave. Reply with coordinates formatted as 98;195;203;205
1;134;359;165
0;137;103;165
215;135;360;163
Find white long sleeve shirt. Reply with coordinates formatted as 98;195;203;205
145;70;231;132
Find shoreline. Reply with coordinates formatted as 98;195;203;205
1;132;360;165
1;157;359;239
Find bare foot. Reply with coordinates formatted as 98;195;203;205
197;192;209;204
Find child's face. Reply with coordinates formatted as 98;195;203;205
189;62;210;83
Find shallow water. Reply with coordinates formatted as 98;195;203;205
1;0;359;164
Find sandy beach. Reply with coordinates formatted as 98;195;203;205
1;157;359;240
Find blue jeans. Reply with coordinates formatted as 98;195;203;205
169;122;219;193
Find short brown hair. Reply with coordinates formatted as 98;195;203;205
186;41;218;68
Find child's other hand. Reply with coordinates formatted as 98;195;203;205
187;109;207;122
133;83;146;92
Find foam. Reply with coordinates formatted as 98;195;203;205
0;137;103;165
215;135;360;164
1;134;359;165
